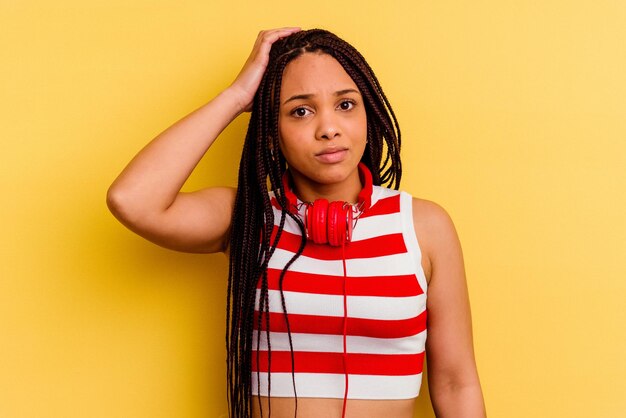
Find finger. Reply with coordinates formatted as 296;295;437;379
252;27;298;45
254;27;301;56
258;27;301;36
257;27;301;45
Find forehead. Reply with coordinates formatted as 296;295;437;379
280;52;358;99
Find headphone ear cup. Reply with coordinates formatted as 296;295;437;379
307;199;329;244
328;201;348;247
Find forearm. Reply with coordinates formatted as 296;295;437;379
431;382;486;418
107;87;244;218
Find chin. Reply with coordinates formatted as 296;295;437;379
312;163;360;184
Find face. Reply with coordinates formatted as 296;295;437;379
278;52;367;198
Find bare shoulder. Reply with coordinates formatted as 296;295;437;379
411;197;458;241
410;197;462;282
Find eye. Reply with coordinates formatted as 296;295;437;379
291;107;312;118
338;100;355;111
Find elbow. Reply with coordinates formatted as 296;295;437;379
106;183;165;233
106;184;136;224
106;185;124;220
429;364;482;395
429;372;486;417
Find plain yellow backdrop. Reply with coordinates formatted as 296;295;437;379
2;1;625;417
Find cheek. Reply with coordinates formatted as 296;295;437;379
277;124;290;153
354;113;368;142
279;121;308;147
277;125;302;162
277;119;289;153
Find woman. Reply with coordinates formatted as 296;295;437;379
107;27;486;418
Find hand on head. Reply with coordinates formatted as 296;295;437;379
229;27;301;113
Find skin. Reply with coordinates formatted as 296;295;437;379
107;28;486;417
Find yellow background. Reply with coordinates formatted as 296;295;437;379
2;1;625;417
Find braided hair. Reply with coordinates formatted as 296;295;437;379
226;29;402;418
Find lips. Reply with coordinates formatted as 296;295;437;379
315;148;348;163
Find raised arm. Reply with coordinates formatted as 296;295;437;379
413;198;487;417
106;27;300;253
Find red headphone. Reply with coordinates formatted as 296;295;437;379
281;163;373;246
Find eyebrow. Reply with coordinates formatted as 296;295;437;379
282;88;361;105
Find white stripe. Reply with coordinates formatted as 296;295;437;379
270;206;305;236
350;213;403;241
251;372;422;399
255;289;426;320
267;248;420;276
253;330;427;354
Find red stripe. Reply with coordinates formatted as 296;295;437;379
269;227;406;260
253;310;427;339
360;194;400;218
252;350;424;375
270;196;283;211
260;269;423;297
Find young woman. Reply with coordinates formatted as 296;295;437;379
107;27;486;418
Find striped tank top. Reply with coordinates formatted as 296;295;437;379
252;186;428;400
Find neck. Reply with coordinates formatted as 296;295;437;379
289;169;362;204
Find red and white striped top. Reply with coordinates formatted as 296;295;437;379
252;186;428;400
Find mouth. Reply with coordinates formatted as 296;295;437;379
315;147;348;163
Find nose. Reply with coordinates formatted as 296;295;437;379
315;108;341;140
